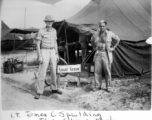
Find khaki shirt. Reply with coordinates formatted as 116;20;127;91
91;29;119;50
91;29;120;63
36;27;57;49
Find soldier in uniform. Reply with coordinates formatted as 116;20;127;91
91;20;120;92
35;15;62;99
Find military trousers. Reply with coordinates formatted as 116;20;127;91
94;51;112;89
36;49;58;94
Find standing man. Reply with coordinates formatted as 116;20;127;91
91;20;120;92
35;15;62;99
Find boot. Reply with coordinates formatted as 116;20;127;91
52;89;62;94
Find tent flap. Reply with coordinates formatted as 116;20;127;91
112;40;151;76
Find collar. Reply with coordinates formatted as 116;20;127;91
44;26;53;32
97;29;107;36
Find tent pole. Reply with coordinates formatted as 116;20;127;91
64;21;69;64
24;7;26;29
13;30;16;50
57;20;65;36
56;20;66;61
12;39;30;52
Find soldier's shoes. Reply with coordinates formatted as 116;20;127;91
34;93;41;99
105;87;111;93
93;87;111;93
92;87;102;92
105;89;110;93
92;88;98;92
52;89;62;94
97;87;102;90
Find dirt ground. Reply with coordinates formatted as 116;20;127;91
1;50;151;110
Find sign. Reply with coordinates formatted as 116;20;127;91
57;64;81;73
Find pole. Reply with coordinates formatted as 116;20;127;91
24;7;26;40
24;7;26;29
57;20;65;36
13;30;16;50
12;39;30;52
64;21;69;64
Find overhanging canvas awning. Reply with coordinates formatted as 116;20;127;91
66;0;151;41
10;28;38;34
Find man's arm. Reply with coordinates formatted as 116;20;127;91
54;30;59;62
55;38;60;62
36;40;43;64
35;30;43;64
113;34;120;49
55;40;58;54
54;30;58;54
36;40;41;58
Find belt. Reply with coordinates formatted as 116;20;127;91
97;49;106;52
41;47;54;49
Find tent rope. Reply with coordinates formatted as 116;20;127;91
81;49;95;67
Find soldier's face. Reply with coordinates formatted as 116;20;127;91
99;22;106;32
45;21;54;27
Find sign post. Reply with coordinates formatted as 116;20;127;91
57;64;81;87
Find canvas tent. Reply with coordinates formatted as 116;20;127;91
1;21;38;51
1;21;11;37
67;0;151;41
1;21;38;41
54;0;151;76
2;33;23;41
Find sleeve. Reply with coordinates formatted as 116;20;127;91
54;30;57;41
35;29;42;41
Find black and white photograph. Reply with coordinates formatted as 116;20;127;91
1;0;151;118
